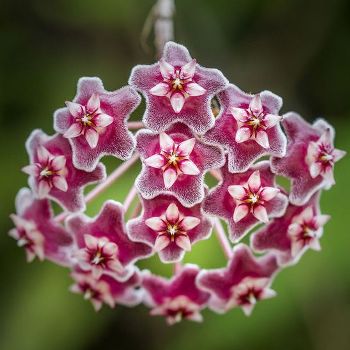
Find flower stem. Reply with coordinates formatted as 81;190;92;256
128;121;145;130
123;186;138;212
214;219;232;259
55;153;140;222
173;262;182;274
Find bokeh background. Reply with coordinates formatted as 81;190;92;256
1;0;349;349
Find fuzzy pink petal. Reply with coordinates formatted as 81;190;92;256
181;216;200;231
22;164;39;176
85;129;99;148
150;82;171;96
255;130;269;149
264;114;281;128
179;160;200;175
248;170;261;192
233;205;249;223
175;235;191;251
170;92;185;114
253;205;269;223
63;123;83;138
309;162;322;178
37;181;50;198
159;59;174;79
52;176;68;192
65;101;83;118
159;132;175;152
235;127;251;143
154;235;171;251
94;113;114;128
180;59;196;79
177;138;196;156
260;187;280;201
163;168;177;188
144;154;165;168
185;83;206;96
37;146;51;164
166;203;180;222
145;217;167;231
87;93;100;111
228;185;246;200
51;155;66;170
231;107;248;122
333;149;346;162
249;94;263;115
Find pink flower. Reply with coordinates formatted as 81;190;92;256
142;265;210;325
136;123;225;207
251;193;330;265
196;244;278;315
271;112;346;205
23;130;106;212
127;195;212;263
203;84;286;172
9;188;73;265
129;41;228;134
149;58;206;113
228;170;281;224
204;160;288;242
54;78;139;171
66;200;152;281
70;269;142;311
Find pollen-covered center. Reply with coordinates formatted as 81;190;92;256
166;224;179;240
39;167;54;177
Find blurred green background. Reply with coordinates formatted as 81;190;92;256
1;0;349;349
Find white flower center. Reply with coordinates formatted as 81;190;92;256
167;225;178;236
40;167;53;177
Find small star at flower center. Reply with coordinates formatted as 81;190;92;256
167;224;178;237
248;117;261;129
320;153;333;163
246;291;257;305
247;193;259;204
40;167;53;177
91;250;104;265
302;225;315;238
172;78;184;90
81;114;93;126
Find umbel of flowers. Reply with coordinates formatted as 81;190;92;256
10;42;345;325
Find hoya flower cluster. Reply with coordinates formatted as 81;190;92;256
10;42;345;325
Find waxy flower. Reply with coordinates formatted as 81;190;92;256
127;195;212;263
129;41;228;134
204;84;286;172
204;161;288;242
23;130;106;212
54;78;139;171
197;244;278;315
70;269;142;311
142;265;210;325
9;188;72;265
251;193;330;265
136;123;225;207
149;58;206;113
271;112;346;205
66;201;152;281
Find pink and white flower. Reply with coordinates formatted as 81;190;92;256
127;195;212;263
136;123;225;207
228;170;281;224
67;200;152;281
9;188;73;265
204;160;288;242
196;244;278;315
142;265;210;325
144;131;200;189
23;130;106;212
70;269;142;311
129;41;228;134
271;112;346;205
149;58;206;113
203;84;286;172
54;78;139;171
251;193;330;265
